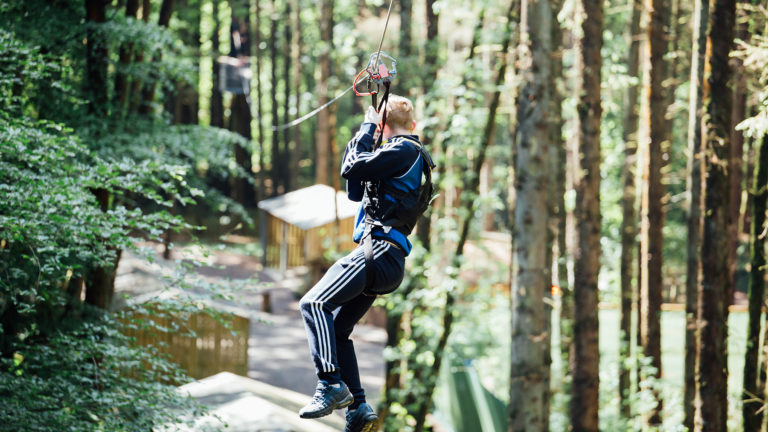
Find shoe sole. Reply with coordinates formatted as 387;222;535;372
299;393;354;419
361;416;379;432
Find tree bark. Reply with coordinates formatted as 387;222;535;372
114;0;139;114
742;128;768;431
281;0;293;193
509;1;552;429
619;0;642;418
743;133;767;432
639;0;667;424
230;5;255;208
570;0;602;430
291;0;302;192
253;0;265;199
314;0;333;186
139;0;175;115
85;0;109;115
269;3;281;195
210;0;224;128
415;0;440;249
683;0;709;428
697;0;736;430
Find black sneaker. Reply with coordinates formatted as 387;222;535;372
299;381;353;419
345;403;379;432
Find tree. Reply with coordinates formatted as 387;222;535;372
269;1;281;195
683;0;708;428
210;0;224;128
314;0;333;186
230;3;255;207
509;0;553;429
639;0;667;424
415;0;439;248
139;0;176;115
743;133;768;432
570;0;603;429
697;0;736;429
619;0;642;417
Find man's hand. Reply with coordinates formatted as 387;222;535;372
364;106;382;125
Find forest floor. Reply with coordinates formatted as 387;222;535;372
114;237;387;430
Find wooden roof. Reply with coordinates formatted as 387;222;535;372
257;184;359;230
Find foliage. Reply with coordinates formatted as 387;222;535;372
0;5;247;429
0;320;204;432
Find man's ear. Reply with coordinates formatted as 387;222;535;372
411;120;416;131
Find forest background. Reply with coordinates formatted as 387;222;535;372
1;0;768;431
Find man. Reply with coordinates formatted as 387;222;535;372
298;94;433;432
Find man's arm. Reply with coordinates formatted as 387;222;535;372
341;123;417;183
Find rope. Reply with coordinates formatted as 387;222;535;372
373;0;395;70
267;0;396;131
271;85;354;131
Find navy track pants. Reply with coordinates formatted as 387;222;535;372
299;238;405;403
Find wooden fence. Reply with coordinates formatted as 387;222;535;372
122;308;249;380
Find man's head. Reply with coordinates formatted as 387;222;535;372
383;94;416;138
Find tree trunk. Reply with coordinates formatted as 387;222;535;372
743;133;767;432
268;3;281;195
728;0;754;311
84;188;121;310
230;5;255;208
139;0;175;114
253;0;265;199
551;1;571;390
281;0;293;193
570;0;602;430
114;0;139;115
415;0;439;248
683;0;708;428
619;0;642;417
639;0;667;424
411;3;517;430
697;0;736;429
129;0;151;113
509;1;552;429
314;0;333;186
211;0;224;128
85;0;108;115
290;0;302;191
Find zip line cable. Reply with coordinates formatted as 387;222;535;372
265;0;396;131
271;85;354;131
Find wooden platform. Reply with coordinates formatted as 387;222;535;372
172;372;346;432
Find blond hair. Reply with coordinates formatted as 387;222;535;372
385;94;414;131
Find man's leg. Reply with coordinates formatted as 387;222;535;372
298;242;392;418
334;293;376;409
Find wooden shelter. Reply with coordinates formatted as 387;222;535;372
258;184;359;273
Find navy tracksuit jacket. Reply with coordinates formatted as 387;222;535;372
299;122;426;406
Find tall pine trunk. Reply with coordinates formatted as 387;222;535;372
683;0;708;428
115;0;139;115
570;0;602;429
697;0;736;429
210;0;224;128
415;0;439;248
619;0;642;417
139;0;175;114
281;1;292;193
290;0;302;191
314;0;333;186
639;0;667;424
269;3;281;196
743;133;767;432
509;0;553;429
253;0;265;198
